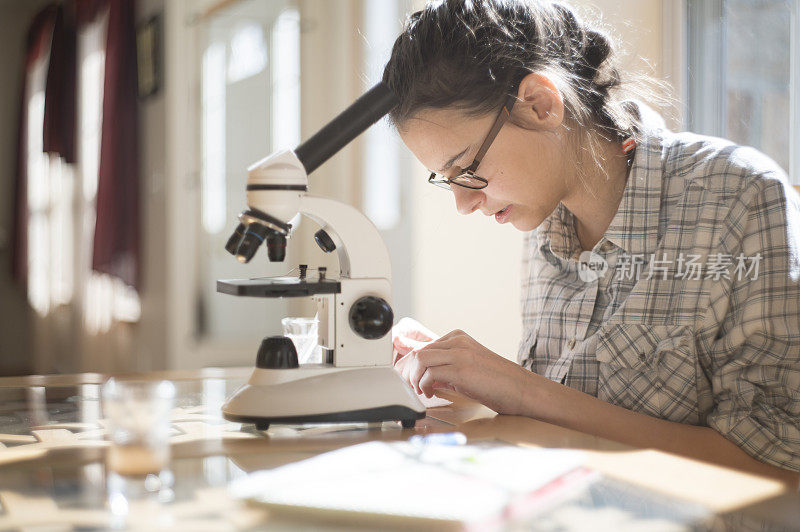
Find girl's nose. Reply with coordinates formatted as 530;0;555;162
451;185;484;215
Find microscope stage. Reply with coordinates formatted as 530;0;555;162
217;277;341;297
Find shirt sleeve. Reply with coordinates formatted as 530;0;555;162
701;177;800;472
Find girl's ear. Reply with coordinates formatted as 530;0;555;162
511;72;565;131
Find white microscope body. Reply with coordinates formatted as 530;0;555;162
218;84;425;429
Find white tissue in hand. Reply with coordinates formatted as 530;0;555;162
418;394;452;408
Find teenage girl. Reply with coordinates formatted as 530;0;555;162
386;0;800;484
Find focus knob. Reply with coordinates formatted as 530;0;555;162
256;336;299;369
348;296;393;339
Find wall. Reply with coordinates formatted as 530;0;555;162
133;0;170;371
49;0;171;374
75;0;172;374
0;0;675;373
160;0;679;371
0;0;171;374
576;0;682;127
0;0;52;373
161;0;394;369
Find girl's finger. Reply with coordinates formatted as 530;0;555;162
423;333;465;351
400;352;417;383
413;347;460;367
418;366;457;398
408;351;456;394
394;351;412;371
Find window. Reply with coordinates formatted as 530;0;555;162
196;0;299;346
687;0;800;182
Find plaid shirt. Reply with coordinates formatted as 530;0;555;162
518;102;800;471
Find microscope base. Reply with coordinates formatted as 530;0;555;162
222;366;426;429
224;405;423;430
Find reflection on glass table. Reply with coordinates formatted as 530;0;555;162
0;374;795;531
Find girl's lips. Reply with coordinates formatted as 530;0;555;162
494;205;512;223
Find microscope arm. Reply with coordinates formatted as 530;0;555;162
299;195;391;281
230;82;399;274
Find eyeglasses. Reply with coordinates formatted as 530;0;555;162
428;93;517;191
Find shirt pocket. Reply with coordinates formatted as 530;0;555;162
595;324;700;425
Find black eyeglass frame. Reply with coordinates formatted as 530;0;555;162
428;92;517;191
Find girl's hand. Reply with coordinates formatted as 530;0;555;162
395;329;532;415
392;317;440;364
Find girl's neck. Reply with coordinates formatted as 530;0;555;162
562;137;631;253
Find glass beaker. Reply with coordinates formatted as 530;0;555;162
282;316;322;364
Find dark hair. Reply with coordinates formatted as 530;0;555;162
383;0;638;147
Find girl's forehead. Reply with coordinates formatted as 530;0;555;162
401;107;489;151
399;111;472;167
404;107;475;133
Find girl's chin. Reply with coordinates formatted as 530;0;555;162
510;213;540;232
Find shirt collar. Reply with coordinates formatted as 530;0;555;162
602;130;663;257
538;202;579;260
538;101;666;260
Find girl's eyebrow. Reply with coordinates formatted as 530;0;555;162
438;146;470;173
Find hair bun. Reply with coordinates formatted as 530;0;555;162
584;29;611;72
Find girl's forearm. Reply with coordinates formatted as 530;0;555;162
519;371;800;487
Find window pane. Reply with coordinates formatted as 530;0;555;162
725;0;792;172
202;41;227;235
689;0;795;172
362;0;401;231
197;0;298;343
271;8;300;150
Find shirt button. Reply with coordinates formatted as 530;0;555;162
567;338;577;349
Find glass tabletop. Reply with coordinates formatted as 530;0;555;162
0;375;793;531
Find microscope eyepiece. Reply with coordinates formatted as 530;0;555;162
235;223;270;263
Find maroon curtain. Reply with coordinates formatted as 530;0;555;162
12;0;141;290
12;4;58;286
43;1;77;164
91;0;140;289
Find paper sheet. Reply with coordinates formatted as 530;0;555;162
230;441;586;524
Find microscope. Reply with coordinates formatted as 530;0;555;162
218;83;425;430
